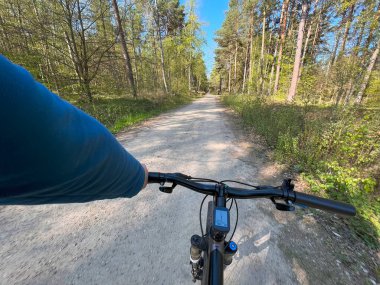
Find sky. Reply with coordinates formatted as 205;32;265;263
197;0;230;76
182;0;230;76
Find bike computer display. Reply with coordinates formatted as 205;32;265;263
213;207;230;233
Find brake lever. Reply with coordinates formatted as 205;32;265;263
271;198;295;211
270;179;296;211
159;182;177;194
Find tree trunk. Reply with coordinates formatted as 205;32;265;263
343;81;354;105
299;22;312;78
268;1;287;96
333;35;342;64
355;39;380;104
62;0;90;101
344;22;366;104
363;3;379;58
339;4;355;57
47;57;60;96
130;12;140;91
247;8;255;94
265;32;272;74
273;0;290;94
64;31;82;90
99;0;108;40
259;8;266;94
268;43;277;96
310;8;322;59
353;22;365;57
286;0;296;38
112;0;137;97
234;41;238;90
138;44;144;90
242;33;250;93
151;29;159;91
76;0;92;101
300;0;320;74
153;0;169;94
363;26;375;53
228;54;232;94
218;76;222;95
188;56;192;91
287;0;308;102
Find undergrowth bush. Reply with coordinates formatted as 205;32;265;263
224;94;380;248
76;94;195;133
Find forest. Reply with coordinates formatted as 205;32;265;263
0;0;208;131
213;0;380;247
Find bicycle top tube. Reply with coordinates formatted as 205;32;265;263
147;172;356;217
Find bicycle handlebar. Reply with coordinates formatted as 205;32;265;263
148;172;356;217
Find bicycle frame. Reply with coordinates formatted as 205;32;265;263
202;199;225;284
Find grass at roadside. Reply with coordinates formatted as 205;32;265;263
223;94;380;249
76;94;199;133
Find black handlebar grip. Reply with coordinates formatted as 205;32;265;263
148;172;164;183
294;192;356;217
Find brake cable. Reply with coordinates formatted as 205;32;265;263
226;198;238;248
199;195;209;237
220;180;260;189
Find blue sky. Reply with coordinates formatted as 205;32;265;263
197;0;230;76
182;0;230;76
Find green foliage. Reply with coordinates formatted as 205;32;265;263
224;94;380;248
366;71;380;106
0;0;207;101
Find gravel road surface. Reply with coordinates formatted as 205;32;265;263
1;94;368;285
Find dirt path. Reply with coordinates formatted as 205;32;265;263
0;94;377;285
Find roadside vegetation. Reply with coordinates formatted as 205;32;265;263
224;95;379;248
213;0;380;249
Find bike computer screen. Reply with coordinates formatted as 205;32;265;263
213;207;230;233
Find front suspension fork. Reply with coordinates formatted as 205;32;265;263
189;235;238;282
190;235;206;282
